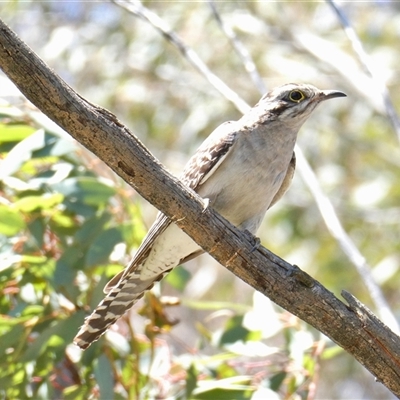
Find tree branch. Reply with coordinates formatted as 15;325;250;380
0;19;399;397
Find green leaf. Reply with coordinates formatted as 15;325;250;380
0;123;36;142
219;316;261;346
185;363;198;399
215;362;237;379
0;205;25;236
303;354;315;374
28;217;46;248
20;311;86;362
269;371;286;392
64;384;90;400
321;345;343;360
75;213;111;248
164;265;191;291
20;254;49;264
191;377;254;400
94;354;114;400
53;213;113;289
21;305;45;317
54;248;84;289
77;177;116;205
86;227;123;267
50;212;75;228
13;193;64;212
53;177;115;206
0;129;45;179
191;388;253;400
0;324;25;354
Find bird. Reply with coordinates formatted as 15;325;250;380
74;83;346;349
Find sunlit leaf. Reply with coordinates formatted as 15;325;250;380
0;129;45;179
20;254;50;264
0;205;25;236
14;193;64;213
215;362;236;379
0;123;36;142
50;212;75;228
192;377;254;399
63;384;89;400
191;387;254;400
321;345;343;360
21;305;45;317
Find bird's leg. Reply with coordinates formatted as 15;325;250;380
243;229;261;252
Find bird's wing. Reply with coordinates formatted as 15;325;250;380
74;121;238;349
268;152;296;209
103;120;238;293
181;121;238;188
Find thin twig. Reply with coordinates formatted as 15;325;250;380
296;147;399;333
208;0;267;94
327;0;400;142
113;0;250;115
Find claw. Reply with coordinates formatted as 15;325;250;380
243;229;261;252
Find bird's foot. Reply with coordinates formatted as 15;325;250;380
243;229;261;252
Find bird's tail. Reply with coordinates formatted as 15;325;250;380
73;267;168;349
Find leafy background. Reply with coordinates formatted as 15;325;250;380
1;1;400;399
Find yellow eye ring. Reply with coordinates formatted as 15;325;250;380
288;90;305;103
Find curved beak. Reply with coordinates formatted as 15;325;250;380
318;89;347;102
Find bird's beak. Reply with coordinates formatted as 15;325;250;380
318;90;347;101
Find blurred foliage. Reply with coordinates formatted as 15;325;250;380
0;98;332;399
1;1;400;399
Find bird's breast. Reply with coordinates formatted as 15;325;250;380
197;130;296;232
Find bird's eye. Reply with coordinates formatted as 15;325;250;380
288;90;305;103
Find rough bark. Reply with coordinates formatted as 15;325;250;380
0;19;399;397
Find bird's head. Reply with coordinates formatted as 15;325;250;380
255;83;346;129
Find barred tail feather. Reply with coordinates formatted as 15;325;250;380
73;268;169;349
